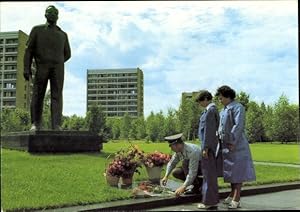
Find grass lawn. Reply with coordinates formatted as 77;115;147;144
250;143;300;165
1;141;300;211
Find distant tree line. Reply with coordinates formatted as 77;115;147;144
1;91;299;143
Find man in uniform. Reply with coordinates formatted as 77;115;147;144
24;5;71;130
161;133;203;196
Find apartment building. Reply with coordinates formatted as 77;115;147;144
181;91;200;102
0;30;34;110
87;68;144;117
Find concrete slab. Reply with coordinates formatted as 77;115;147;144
39;181;300;212
150;189;300;211
1;131;102;152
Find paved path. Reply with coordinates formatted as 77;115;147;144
150;189;300;211
254;161;300;168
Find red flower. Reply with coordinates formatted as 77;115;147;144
142;151;171;168
105;145;144;177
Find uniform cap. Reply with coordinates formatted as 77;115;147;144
164;133;183;146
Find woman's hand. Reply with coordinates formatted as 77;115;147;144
227;143;235;151
202;149;208;159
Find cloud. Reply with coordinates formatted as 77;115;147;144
1;1;298;117
62;68;86;117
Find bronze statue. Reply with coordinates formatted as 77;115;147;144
24;5;71;131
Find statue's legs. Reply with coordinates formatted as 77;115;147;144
49;63;64;130
30;63;50;129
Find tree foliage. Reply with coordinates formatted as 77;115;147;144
85;104;108;141
246;101;265;142
1;91;299;144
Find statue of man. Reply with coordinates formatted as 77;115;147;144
24;5;71;131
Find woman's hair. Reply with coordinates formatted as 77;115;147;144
215;85;236;100
196;90;213;102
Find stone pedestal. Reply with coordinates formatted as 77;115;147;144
1;130;102;152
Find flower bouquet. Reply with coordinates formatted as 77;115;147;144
104;144;144;187
142;151;171;168
142;151;171;184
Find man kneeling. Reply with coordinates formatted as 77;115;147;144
161;133;203;196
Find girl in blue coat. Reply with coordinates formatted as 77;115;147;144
216;85;256;209
196;90;220;209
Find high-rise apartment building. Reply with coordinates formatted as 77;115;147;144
182;91;200;102
87;68;144;117
0;30;34;110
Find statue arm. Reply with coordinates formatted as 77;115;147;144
64;34;71;62
24;27;36;79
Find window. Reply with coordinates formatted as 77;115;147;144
4;73;16;79
5;83;16;89
5;65;16;70
6;38;18;44
5;47;17;52
5;56;17;61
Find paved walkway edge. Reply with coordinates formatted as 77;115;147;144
73;181;300;211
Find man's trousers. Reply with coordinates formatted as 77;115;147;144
31;63;64;129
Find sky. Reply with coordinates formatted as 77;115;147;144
1;1;298;117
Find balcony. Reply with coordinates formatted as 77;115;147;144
4;43;18;47
2;96;16;100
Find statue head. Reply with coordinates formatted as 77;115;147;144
45;5;59;24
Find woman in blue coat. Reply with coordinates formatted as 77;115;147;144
216;85;256;209
196;90;220;209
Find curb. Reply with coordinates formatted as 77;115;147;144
42;181;300;212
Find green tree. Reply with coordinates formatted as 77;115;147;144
120;113;131;140
237;91;250;111
246;101;265;142
261;102;274;141
178;98;194;140
272;95;297;143
136;116;146;140
178;96;203;141
190;97;203;141
42;90;51;129
290;104;300;143
129;118;138;140
85;104;107;140
62;115;85;130
15;108;31;131
0;108;30;132
164;108;180;136
146;111;160;142
106;117;121;140
156;111;166;141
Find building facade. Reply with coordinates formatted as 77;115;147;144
0;30;34;111
87;68;144;117
181;91;200;102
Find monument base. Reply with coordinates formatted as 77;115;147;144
1;130;102;153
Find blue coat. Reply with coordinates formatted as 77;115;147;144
219;101;256;183
198;104;220;205
199;104;219;156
